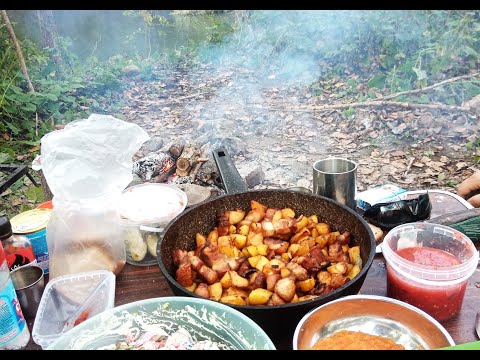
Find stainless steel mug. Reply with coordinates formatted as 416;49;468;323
10;265;45;319
313;158;358;210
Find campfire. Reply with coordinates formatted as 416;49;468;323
132;137;227;204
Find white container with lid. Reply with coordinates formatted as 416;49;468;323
119;183;187;266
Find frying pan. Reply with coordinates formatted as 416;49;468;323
157;147;376;349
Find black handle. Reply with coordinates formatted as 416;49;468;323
212;147;248;194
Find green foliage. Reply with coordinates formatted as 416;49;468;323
25;186;45;202
466;138;480;152
0;22;128;163
228;10;479;99
342;107;355;118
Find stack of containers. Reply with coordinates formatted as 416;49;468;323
118;183;187;266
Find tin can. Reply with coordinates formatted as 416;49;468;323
10;209;52;274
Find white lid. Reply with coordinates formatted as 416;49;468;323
119;183;187;224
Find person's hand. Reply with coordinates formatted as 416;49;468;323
457;171;480;208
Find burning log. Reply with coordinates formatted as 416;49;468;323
133;152;176;181
176;141;202;177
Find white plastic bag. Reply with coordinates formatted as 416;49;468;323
41;114;149;279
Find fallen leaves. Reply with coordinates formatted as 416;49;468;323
114;62;479;196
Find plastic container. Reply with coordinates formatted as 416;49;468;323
0;241;30;350
32;270;115;349
382;222;479;322
10;208;52;274
119;183;187;266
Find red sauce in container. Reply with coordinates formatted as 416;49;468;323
386;246;466;322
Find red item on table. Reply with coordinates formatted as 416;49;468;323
387;246;465;322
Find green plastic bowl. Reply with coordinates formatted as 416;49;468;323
47;296;276;350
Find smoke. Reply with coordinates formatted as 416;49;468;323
196;10;327;85
183;11;345;141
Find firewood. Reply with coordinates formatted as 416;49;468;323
176;141;202;177
151;164;177;183
189;158;208;182
196;155;218;184
176;168;189;177
168;139;185;159
133;152;176;181
176;158;190;171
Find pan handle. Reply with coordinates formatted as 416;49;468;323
212;147;248;194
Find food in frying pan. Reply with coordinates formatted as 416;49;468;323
172;200;363;306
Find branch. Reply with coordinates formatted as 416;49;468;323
126;89;215;106
404;157;415;177
381;72;480;101
1;10;35;93
249;100;470;113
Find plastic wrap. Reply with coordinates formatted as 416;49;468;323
40;114;149;279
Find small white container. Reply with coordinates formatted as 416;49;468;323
119;183;187;266
32;270;115;349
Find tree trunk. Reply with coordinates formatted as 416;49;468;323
34;10;62;65
0;10;35;93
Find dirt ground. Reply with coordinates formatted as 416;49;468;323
120;63;480;196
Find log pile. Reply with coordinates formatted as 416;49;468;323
132;139;218;186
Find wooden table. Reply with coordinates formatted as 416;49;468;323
24;253;480;350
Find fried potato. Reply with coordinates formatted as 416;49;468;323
348;246;362;267
251;200;267;212
315;222;331;235
295;277;315;293
220;295;247;306
254;256;270;272
227;210;246;225
248;288;273;305
209;282;223;301
196;233;207;247
185;282;197;293
223;287;249;299
231;234;247;249
347;265;361;280
230;271;250;289
207;228;219;245
220;271;232;289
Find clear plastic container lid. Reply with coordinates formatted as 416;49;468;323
32;270;115;349
119;183;187;225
